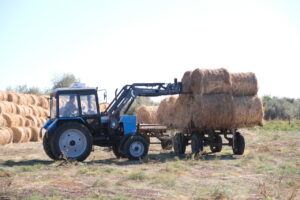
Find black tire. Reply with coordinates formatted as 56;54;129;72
161;139;172;150
112;145;127;158
124;135;149;160
210;134;222;153
191;133;203;154
43;132;56;160
172;133;186;154
232;133;245;155
50;122;93;161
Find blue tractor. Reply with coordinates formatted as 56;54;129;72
42;80;182;161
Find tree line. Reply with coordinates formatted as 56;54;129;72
263;96;300;120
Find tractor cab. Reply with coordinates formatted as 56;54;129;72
50;88;100;119
45;87;102;138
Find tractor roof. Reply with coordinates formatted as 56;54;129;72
51;87;97;97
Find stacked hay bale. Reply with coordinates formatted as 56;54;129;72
158;68;263;130
0;91;49;145
136;106;158;124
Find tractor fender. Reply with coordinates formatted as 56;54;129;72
46;118;85;134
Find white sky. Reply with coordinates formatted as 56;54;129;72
0;0;300;100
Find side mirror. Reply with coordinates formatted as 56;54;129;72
104;92;107;101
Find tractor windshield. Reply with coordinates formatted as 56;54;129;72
59;95;79;118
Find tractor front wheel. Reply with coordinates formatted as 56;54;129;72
124;135;149;160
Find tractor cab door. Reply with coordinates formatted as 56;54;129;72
79;94;101;135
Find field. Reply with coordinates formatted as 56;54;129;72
0;121;300;200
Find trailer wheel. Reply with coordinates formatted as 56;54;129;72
172;133;186;154
112;145;127;158
43;132;56;160
232;133;245;155
51;122;93;161
161;139;172;150
124;135;149;160
191;133;203;154
210;135;222;153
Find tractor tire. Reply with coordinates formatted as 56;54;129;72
210;134;222;153
124;135;149;160
50;122;93;161
112;145;127;159
43;132;56;160
191;133;203;154
232;133;245;155
172;133;186;154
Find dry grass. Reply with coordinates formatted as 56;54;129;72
0;122;299;199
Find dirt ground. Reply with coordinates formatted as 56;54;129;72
0;129;299;200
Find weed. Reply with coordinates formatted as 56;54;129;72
126;171;147;181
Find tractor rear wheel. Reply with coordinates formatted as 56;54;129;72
173;133;186;154
232;133;245;155
43;132;56;160
124;135;149;160
51;122;93;161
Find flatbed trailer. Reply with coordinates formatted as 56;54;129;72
137;124;172;150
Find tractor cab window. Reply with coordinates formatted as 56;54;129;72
80;95;97;115
59;95;79;117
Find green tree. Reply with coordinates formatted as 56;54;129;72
52;73;80;89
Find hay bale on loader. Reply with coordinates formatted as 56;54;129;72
191;68;232;95
136;106;158;124
173;94;194;129
157;96;178;127
181;71;193;93
231;72;258;96
0;128;13;145
232;95;263;128
191;94;235;131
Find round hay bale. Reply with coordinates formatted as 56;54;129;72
100;103;109;112
30;127;40;142
0;91;7;101
157;96;178;127
17;94;28;105
2;113;16;127
0;102;8;114
181;71;193;93
191;68;232;95
0;128;13;145
26;115;38;126
23;127;32;142
232;95;264;128
191;94;234;131
7;92;18;103
43;109;50;118
0;115;7;127
38;96;49;109
11;127;26;143
15;115;26;126
29;106;40;117
25;118;32;127
231;72;258;96
136;106;158;124
30;95;39;106
173;94;194;129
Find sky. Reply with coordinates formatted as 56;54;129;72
0;0;300;100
